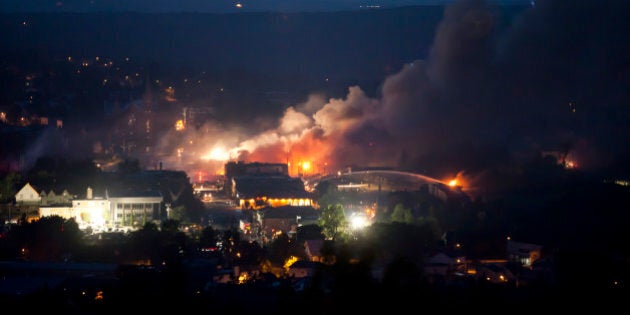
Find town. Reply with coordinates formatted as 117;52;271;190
0;158;628;312
1;1;629;312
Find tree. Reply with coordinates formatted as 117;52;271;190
266;232;290;266
8;215;82;261
160;219;180;235
221;227;241;266
0;171;20;202
390;203;414;224
297;224;324;240
168;205;186;222
363;222;439;264
381;256;423;293
317;204;348;241
199;226;217;249
315;182;341;209
127;221;161;262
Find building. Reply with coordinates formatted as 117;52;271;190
259;205;318;240
39;189;74;206
225;161;289;179
108;190;163;230
224;161;312;209
35;185;163;233
232;175;313;209
71;195;111;232
304;239;325;262
15;182;41;205
14;182;44;222
507;240;543;268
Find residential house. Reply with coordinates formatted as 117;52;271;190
424;252;456;278
39;189;73;206
287;260;325;278
15;183;41;205
507;240;543;268
304;239;324;262
259;205;318;240
14;182;42;222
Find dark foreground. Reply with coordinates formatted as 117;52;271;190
1;271;626;314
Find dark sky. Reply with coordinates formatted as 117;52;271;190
2;0;629;186
139;0;627;183
215;0;629;178
0;0;529;13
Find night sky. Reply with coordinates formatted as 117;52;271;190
0;0;531;13
197;0;629;180
1;0;629;187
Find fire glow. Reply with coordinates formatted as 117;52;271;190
163;81;460;180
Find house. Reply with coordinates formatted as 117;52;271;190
472;262;518;285
507;240;543;268
424;252;456;278
259;205;318;240
39;205;75;222
15;183;41;205
14;182;43;222
38;187;108;232
39;189;73;206
304;239;324;262
287;260;325;278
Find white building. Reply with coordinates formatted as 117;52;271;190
35;186;164;233
15;183;41;205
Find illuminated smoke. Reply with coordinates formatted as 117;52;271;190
208;0;504;179
148;0;630;182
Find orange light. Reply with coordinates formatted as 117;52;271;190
448;179;458;187
175;120;185;131
302;161;311;171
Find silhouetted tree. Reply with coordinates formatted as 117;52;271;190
381;256;423;295
221;227;241;266
266;232;290;266
199;225;218;248
319;240;337;265
160;219;180;235
297;224;324;240
315;182;341;208
7;215;82;261
127;221;161;263
364;222;438;264
390;203;414;224
0;171;20;202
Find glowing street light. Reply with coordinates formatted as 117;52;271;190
350;212;369;230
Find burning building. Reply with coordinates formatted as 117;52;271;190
224;161;313;209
